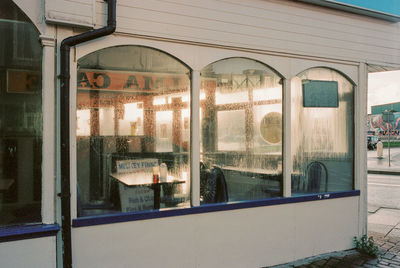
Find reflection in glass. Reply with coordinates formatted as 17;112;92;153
100;108;115;136
77;109;90;136
200;58;283;203
291;68;354;194
117;103;144;136
156;111;173;152
76;46;191;216
217;110;246;151
0;0;42;226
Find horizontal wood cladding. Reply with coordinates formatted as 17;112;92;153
95;0;400;65
46;0;95;27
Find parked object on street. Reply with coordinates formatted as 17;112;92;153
377;140;383;158
368;135;378;150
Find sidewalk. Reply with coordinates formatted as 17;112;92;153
268;151;400;267
368;147;400;175
368;160;400;175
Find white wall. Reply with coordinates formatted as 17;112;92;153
74;35;359;80
0;237;57;268
38;0;400;68
91;0;400;67
45;0;96;27
13;0;44;33
72;197;359;267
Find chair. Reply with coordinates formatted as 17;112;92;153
200;163;229;204
306;161;328;193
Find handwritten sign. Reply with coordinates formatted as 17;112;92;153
115;158;158;212
116;158;158;174
119;185;154;212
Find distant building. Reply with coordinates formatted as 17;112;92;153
371;102;400;115
368;102;400;134
368;112;400;133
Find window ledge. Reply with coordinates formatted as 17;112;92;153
73;190;360;228
0;224;60;243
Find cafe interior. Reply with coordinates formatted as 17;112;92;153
76;45;353;217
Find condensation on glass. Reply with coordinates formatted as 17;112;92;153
0;0;42;226
76;46;191;216
200;58;283;203
291;67;354;194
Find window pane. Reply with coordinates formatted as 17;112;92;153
155;111;173;152
77;46;191;216
217;110;246;151
0;0;42;226
200;58;283;203
291;68;354;194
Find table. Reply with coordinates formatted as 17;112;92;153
110;172;185;210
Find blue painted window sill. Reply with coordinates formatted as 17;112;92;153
73;190;360;228
0;224;60;243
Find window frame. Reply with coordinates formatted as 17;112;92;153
74;45;193;217
291;67;356;195
0;0;46;228
70;43;359;224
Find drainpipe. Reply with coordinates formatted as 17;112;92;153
59;1;116;267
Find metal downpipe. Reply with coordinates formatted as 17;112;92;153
59;1;116;267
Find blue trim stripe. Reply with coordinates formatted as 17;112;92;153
0;224;60;243
298;0;400;22
72;190;360;228
327;0;400;16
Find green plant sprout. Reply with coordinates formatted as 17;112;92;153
353;235;379;257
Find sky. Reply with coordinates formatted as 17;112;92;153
368;70;400;114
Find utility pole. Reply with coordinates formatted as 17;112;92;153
389;123;391;167
382;110;394;167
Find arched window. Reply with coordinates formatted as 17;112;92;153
200;58;283;203
76;46;191;216
0;0;42;226
291;67;354;194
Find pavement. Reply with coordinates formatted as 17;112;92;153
368;147;400;175
269;148;400;267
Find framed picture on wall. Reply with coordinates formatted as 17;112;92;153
7;69;40;93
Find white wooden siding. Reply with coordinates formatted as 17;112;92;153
13;0;43;33
95;0;400;66
45;0;96;27
72;197;359;267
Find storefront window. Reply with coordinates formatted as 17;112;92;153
0;0;42;226
77;46;191;216
291;67;354;194
200;58;283;203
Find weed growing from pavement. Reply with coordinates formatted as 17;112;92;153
353;235;380;257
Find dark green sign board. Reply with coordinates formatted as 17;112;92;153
302;80;339;108
382;112;394;123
